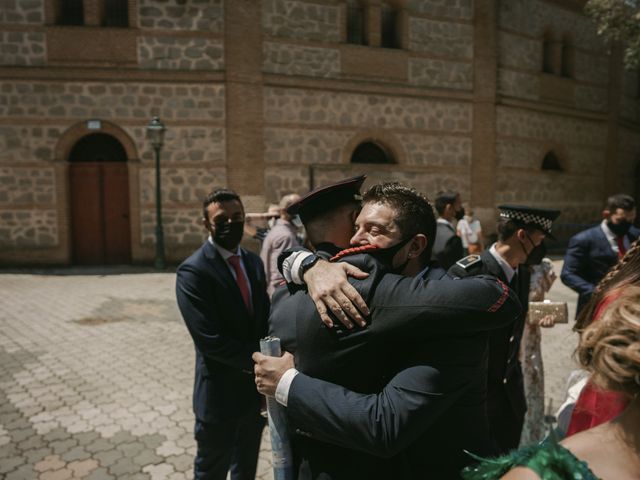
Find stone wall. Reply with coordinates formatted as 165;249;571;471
409;58;472;90
264;87;471;131
264;128;350;165
125;126;225;164
617;127;640;196
138;0;224;32
496;106;608;221
262;0;341;43
0;82;225;122
0;210;57;248
140;208;204;247
409;18;473;59
263;42;340;77
620;69;640;123
0;167;55;205
0;0;43;24
0;126;61;163
407;0;472;20
138;37;223;71
0;32;46;66
138;167;226;205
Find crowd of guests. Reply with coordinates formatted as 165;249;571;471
174;176;639;480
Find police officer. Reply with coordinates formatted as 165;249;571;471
449;204;560;453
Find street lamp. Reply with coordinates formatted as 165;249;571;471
146;116;166;270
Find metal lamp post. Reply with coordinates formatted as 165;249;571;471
146;116;166;270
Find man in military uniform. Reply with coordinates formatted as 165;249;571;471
256;180;522;479
449;204;560;453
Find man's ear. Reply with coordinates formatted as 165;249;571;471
602;209;610;220
408;234;427;258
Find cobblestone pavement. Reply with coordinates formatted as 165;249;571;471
0;260;579;479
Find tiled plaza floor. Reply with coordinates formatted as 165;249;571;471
0;260;578;479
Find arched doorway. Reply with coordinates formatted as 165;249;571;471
69;133;131;264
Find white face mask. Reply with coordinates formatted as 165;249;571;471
268;217;277;229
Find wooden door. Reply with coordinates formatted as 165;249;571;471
70;163;131;264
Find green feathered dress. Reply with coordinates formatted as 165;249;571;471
461;434;599;480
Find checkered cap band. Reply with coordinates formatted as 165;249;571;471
499;209;553;233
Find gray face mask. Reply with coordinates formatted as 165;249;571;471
291;215;303;228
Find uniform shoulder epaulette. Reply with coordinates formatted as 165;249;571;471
456;254;482;270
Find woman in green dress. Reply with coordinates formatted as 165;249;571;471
463;286;640;480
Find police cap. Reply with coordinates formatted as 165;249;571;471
287;175;366;224
498;204;561;239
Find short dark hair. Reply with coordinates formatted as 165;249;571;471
434;190;459;215
606;194;635;212
363;182;437;262
202;188;242;220
496;218;538;242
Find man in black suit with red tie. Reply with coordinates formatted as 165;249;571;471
176;188;270;480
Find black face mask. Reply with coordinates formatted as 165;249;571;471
213;221;244;251
368;236;413;274
607;220;632;237
525;241;547;266
455;208;465;221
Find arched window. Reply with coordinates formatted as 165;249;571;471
542;31;555;74
69;133;128;163
347;1;366;45
351;141;395;164
380;4;400;49
57;0;84;25
541;151;563;172
104;0;129;27
561;35;574;78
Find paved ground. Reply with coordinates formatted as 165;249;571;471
0;259;579;479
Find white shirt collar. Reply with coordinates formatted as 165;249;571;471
600;220;616;242
208;236;240;260
489;243;516;282
437;217;454;227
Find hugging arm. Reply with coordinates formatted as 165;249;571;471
286;366;465;458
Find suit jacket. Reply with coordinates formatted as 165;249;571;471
449;251;530;422
270;252;521;479
176;240;269;423
433;220;464;270
561;224;638;316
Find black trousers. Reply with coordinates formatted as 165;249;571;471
194;409;265;480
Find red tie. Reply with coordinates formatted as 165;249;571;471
228;255;252;313
616;237;627;259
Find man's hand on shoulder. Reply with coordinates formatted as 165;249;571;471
253;351;295;397
304;259;370;329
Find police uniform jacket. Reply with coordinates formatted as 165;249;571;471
269;249;521;479
449;251;530;425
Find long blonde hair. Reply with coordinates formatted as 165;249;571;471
577;286;640;398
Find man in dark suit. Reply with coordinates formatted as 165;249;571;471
449;204;560;454
432;190;465;269
256;180;521;479
176;188;270;480
561;193;637;317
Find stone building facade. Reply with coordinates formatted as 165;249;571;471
0;0;638;265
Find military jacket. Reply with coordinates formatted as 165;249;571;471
449;250;530;420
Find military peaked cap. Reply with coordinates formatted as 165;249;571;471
287;175;366;224
498;204;561;238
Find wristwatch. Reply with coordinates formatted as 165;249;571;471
298;253;320;280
